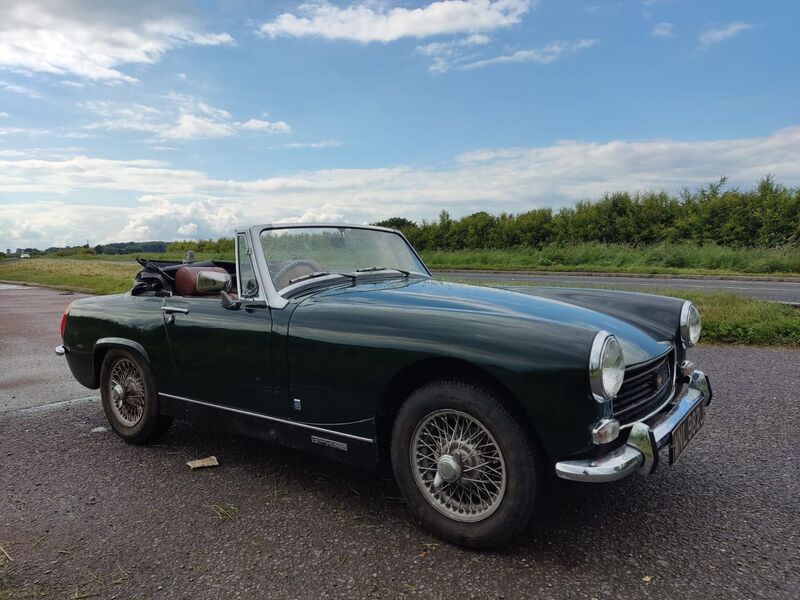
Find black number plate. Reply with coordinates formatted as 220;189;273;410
670;401;705;465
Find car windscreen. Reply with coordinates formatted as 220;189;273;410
260;227;427;292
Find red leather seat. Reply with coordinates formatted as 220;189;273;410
174;266;229;296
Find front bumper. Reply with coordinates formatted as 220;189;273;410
555;370;712;482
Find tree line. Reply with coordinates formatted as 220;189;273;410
375;177;800;250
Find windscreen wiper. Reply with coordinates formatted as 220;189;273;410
288;271;357;285
355;266;410;276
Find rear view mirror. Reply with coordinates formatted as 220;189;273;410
196;271;231;294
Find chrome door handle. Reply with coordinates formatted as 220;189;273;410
162;306;190;315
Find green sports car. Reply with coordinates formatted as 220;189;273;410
56;224;711;548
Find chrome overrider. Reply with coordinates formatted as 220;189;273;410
555;370;712;482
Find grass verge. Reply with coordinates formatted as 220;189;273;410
676;291;800;346
420;243;800;276
0;258;138;294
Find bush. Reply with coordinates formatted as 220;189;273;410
375;177;800;251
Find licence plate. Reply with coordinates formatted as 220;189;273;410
670;401;705;465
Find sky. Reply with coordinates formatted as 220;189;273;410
0;0;798;249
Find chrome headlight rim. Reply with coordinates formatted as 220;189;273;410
680;301;702;347
589;330;625;403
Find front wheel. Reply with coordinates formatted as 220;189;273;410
391;380;544;548
99;348;172;445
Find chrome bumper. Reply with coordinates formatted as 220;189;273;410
555;371;712;482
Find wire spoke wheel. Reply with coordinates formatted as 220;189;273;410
108;357;146;427
410;409;506;522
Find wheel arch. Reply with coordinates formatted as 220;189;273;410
92;338;150;387
375;357;544;467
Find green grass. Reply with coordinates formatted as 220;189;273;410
421;243;800;276
0;258;139;294
678;291;800;346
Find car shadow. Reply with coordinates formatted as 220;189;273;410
148;417;715;563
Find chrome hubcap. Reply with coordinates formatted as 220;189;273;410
434;454;462;488
108;358;145;427
410;409;506;523
110;383;125;403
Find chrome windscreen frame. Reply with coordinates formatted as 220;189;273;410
245;223;433;310
234;229;269;304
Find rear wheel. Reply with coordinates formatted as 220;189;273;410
100;349;172;444
391;380;543;548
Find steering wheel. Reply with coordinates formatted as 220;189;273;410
272;259;324;291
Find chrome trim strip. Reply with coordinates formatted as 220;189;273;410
159;392;375;444
624;346;673;371
162;306;189;315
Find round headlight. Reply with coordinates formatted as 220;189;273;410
680;301;702;347
590;331;626;403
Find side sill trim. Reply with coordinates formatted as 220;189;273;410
159;392;375;444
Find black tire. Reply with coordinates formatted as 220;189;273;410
99;348;173;445
391;380;544;549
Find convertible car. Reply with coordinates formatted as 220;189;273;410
56;224;711;548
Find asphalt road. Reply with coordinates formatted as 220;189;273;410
0;285;90;413
1;285;799;599
434;271;800;303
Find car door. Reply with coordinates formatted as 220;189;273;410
160;234;278;415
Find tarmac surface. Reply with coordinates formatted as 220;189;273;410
434;271;800;303
1;284;799;599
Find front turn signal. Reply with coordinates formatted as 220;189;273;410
592;418;620;445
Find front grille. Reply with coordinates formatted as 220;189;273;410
613;349;674;423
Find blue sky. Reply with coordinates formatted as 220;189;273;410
0;0;798;248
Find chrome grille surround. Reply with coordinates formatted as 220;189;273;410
613;347;675;424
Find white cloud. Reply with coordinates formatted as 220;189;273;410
416;34;491;73
651;22;673;38
0;80;43;99
260;0;533;43
161;114;234;140
2;126;800;248
177;222;198;236
83;95;290;141
0;112;9;118
460;38;596;70
698;22;753;48
269;141;342;149
0;126;49;137
239;119;292;133
0;0;233;83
